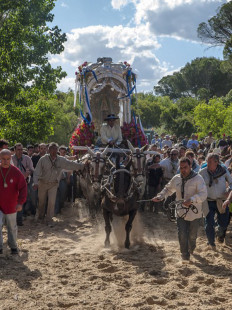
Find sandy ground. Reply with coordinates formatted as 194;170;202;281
1;200;232;310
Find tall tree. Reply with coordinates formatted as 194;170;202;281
154;57;232;100
197;2;232;61
0;0;66;101
194;98;228;138
0;0;67;144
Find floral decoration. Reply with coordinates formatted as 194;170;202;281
70;121;95;154
121;119;148;147
122;61;136;85
75;61;91;84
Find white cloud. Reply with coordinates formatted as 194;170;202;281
57;77;75;92
112;0;226;41
61;2;68;8
54;0;227;92
54;24;168;92
111;0;136;10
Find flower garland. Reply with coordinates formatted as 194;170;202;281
75;61;92;84
70;121;95;154
121;119;147;147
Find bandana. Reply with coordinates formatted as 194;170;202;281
207;164;227;187
181;170;197;199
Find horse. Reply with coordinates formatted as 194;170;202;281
101;155;140;249
127;140;148;199
77;146;108;216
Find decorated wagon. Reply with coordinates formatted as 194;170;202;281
70;57;147;151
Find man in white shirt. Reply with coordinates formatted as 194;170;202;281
153;157;207;262
33;142;84;226
199;153;232;248
161;135;172;149
160;149;179;183
99;114;123;146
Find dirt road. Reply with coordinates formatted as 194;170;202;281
1;200;232;310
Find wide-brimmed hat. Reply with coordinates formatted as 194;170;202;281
104;114;119;121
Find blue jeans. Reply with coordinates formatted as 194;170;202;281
17;182;35;223
177;217;200;260
205;200;229;246
0;211;18;250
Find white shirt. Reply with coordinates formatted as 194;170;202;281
161;139;172;148
199;167;232;200
100;124;122;145
158;173;207;221
160;157;179;181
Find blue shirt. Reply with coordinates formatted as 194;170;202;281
187;139;199;149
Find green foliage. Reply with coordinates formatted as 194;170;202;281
193;98;229;138
154;57;232;100
160;98;196;137
197;1;232;61
132;93;197;137
0;0;67;101
134;93;163;128
0;95;55;144
0;0;68;144
0;90;80;146
48;90;79;145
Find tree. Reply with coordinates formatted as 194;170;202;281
134;93;163;128
48;90;79;145
0;90;80;145
160;99;196;137
194;98;228;138
0;0;67;144
0;0;67;101
0;94;55;145
197;2;232;61
154;57;232;100
132;93;197;137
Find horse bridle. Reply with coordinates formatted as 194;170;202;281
131;149;146;177
90;153;106;182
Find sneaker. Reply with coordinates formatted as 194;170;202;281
11;248;19;255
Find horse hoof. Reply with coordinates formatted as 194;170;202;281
125;242;130;249
105;241;110;248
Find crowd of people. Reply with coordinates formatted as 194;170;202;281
1;129;232;262
0;139;84;255
146;131;232;263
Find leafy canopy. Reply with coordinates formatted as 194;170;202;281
197;1;232;61
0;0;68;144
154;57;232;100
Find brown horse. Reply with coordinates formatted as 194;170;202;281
101;155;140;248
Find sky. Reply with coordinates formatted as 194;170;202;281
49;0;228;93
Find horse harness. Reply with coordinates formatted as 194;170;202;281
131;149;146;177
101;168;139;210
90;153;106;182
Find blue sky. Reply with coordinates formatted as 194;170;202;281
50;0;227;92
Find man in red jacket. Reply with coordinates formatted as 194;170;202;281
0;149;27;254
